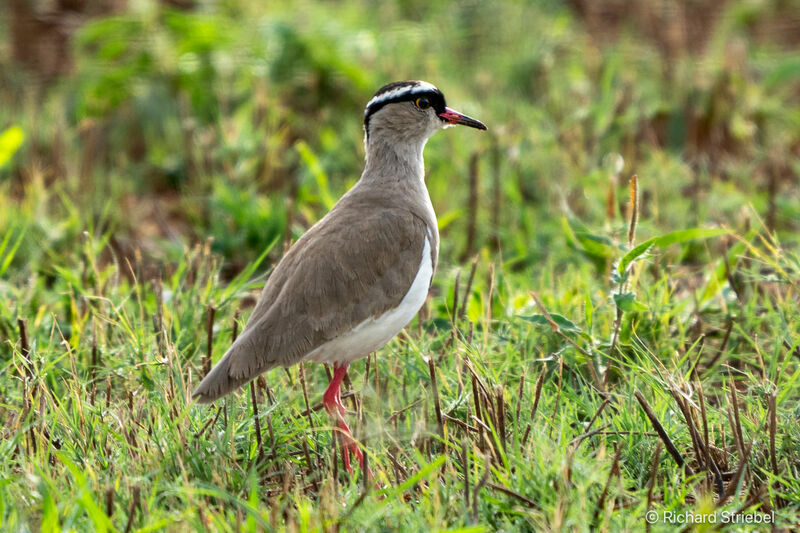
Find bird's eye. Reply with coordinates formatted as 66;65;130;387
415;97;431;110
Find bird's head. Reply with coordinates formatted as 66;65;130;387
363;81;486;151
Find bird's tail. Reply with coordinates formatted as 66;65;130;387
192;347;253;404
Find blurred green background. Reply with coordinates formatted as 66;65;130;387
1;1;800;530
2;0;798;281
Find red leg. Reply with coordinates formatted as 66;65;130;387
322;363;349;417
322;363;365;474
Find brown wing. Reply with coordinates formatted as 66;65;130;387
192;204;429;402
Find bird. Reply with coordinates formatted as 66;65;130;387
193;80;486;473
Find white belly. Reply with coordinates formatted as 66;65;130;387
305;236;433;364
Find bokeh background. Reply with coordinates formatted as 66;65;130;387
1;1;799;530
2;0;798;275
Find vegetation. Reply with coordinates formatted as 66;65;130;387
1;0;799;530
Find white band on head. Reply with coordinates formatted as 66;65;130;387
365;81;438;114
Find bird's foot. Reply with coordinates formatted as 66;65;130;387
329;408;377;484
335;417;364;474
322;363;372;479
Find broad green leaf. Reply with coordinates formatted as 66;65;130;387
617;238;657;275
575;231;618;259
561;216;580;249
562;217;621;263
520;313;582;333
652;227;727;247
613;292;648;312
0;126;25;168
618;227;727;274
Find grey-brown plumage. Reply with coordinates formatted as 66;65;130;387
194;181;437;402
193;80;485;405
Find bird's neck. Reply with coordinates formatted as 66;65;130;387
362;136;427;184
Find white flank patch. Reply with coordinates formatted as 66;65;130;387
305;236;433;364
366;81;438;111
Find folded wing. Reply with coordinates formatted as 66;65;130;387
192;206;429;403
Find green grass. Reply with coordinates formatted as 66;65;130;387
1;0;799;531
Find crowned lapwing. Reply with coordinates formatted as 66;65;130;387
193;80;486;473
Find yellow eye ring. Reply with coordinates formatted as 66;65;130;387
415;97;431;110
